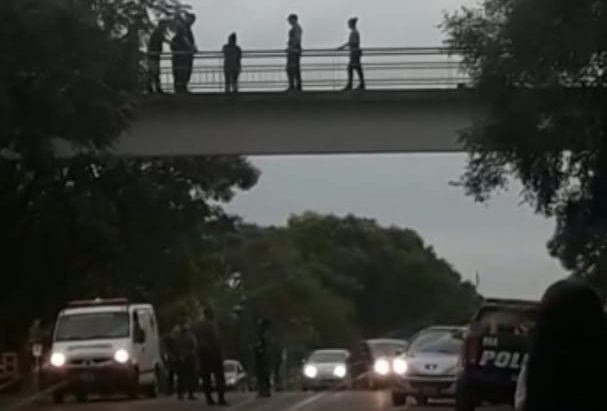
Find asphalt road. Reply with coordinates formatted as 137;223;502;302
3;391;514;411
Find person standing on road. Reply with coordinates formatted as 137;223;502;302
285;13;303;91
254;318;271;398
520;278;607;411
147;20;169;94
162;326;179;395
222;32;242;94
195;306;228;406
175;323;198;400
338;17;365;91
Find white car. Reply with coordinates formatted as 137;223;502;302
391;326;465;406
41;298;162;403
302;349;350;390
223;359;248;391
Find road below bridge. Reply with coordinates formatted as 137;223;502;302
6;391;513;411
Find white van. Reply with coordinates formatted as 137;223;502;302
41;298;162;403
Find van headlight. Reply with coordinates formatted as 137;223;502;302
333;364;347;378
114;349;130;364
50;352;66;367
392;358;408;375
373;358;390;375
303;364;318;378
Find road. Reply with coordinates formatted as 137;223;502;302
3;391;513;411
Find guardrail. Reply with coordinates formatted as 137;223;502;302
155;47;469;93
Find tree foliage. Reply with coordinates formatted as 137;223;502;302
443;0;607;279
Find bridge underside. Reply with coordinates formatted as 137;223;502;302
115;89;482;156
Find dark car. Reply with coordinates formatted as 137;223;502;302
348;338;408;390
455;298;538;411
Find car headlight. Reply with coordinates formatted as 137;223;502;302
392;358;408;375
50;352;66;367
333;364;347;378
114;349;130;364
303;364;318;378
373;358;390;375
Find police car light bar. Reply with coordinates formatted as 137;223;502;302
66;298;129;308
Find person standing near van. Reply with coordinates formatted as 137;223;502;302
195;307;228;406
338;17;365;90
222;32;242;94
286;13;303;91
175;324;198;400
253;318;271;397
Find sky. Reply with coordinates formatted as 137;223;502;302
185;0;567;299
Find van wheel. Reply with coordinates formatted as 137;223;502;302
145;368;159;398
52;392;64;404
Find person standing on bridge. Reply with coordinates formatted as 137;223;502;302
338;17;365;91
286;13;303;91
171;12;197;93
148;20;170;94
222;32;242;94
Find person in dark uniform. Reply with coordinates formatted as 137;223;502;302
338;17;365;90
181;12;197;90
254;318;271;397
286;13;303;91
147;20;169;93
195;307;228;406
162;326;179;395
222;32;242;94
175;323;198;400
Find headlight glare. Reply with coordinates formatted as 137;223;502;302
373;358;390;375
303;364;318;378
114;349;130;364
50;352;66;367
333;364;347;378
392;358;408;375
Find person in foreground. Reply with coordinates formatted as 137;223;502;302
515;278;607;411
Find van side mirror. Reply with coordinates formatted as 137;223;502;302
134;327;146;343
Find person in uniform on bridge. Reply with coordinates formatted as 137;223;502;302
286;13;303;91
175;323;198;400
222;32;242;94
147;20;170;94
195;306;228;406
254;318;271;398
338;17;365;91
170;13;197;93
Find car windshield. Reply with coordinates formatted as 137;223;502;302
54;312;130;341
224;362;237;372
408;331;462;355
369;342;406;357
309;351;348;363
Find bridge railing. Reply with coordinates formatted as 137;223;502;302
156;47;469;93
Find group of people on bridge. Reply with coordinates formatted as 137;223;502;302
162;307;272;405
147;13;366;94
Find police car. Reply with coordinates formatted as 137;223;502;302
455;298;537;411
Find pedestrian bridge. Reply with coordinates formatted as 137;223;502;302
114;47;481;156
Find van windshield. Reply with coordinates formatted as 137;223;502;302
54;312;130;341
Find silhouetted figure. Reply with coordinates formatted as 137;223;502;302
520;278;607;411
222;33;242;94
162;326;179;395
148;20;169;93
338;17;365;91
286;14;303;91
254;318;271;397
195;307;228;406
175;324;198;400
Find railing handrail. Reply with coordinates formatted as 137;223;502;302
159;46;458;59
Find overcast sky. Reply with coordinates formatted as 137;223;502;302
186;0;566;299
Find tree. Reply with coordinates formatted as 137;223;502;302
443;0;607;281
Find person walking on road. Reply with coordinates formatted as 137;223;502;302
175;323;198;400
162;326;179;395
147;20;169;94
338;17;365;91
517;278;607;411
195;306;228;406
222;32;242;94
286;13;303;91
254;318;271;398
